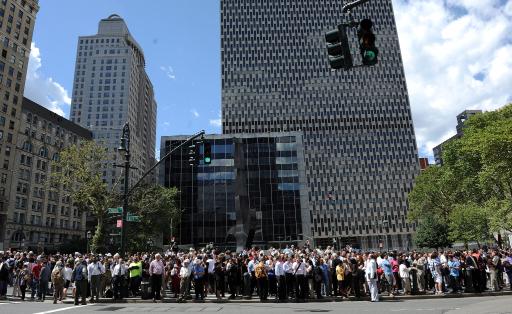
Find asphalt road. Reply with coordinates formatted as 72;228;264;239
1;296;511;314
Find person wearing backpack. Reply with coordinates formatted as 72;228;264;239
51;261;65;304
313;261;323;299
72;259;88;306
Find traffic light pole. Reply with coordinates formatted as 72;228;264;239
127;130;205;196
342;0;370;13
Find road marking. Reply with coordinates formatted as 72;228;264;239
33;304;91;314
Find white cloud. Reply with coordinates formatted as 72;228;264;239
24;43;71;117
160;66;176;80
190;109;200;118
393;0;512;158
209;111;222;128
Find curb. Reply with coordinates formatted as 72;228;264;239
49;291;511;304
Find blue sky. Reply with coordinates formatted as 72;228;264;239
26;0;512;159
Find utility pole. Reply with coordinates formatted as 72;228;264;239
118;123;131;257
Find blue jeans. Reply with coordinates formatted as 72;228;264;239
31;279;39;299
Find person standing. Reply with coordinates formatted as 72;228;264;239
293;255;307;302
0;254;9;300
19;263;30;301
447;254;461;293
255;258;268;301
30;259;42;301
128;256;142;297
38;261;51;302
275;255;286;301
399;260;411;295
72;259;88;306
87;256;105;302
179;259;191;301
149;254;165;302
111;258;128;300
63;262;73;300
365;254;379;302
489;250;500;292
192;258;205;300
51;261;65;304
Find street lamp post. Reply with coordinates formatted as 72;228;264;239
118;123;131;258
86;230;92;253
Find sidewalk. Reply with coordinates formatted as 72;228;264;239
5;290;511;304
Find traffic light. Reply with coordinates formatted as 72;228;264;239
325;24;353;70
188;143;198;166
358;19;379;66
203;142;212;165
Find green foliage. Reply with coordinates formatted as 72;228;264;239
448;203;490;246
409;103;512;243
126;184;180;252
50;141;117;253
414;215;451;249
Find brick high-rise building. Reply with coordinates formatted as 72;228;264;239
0;0;39;249
221;0;419;249
69;14;157;190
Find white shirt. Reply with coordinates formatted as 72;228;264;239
399;264;409;278
283;261;293;274
275;261;285;277
293;260;306;275
63;267;73;281
112;263;128;276
179;266;190;278
87;262;105;281
365;259;377;281
207;258;215;273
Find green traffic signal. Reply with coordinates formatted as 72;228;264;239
203;142;212;165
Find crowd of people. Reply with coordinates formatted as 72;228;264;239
0;243;511;305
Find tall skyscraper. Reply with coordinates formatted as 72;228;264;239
221;0;419;249
69;14;157;188
0;0;39;249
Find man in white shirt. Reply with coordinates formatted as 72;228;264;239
275;255;286;301
206;255;215;295
293;256;307;301
112;259;128;300
365;254;379;302
179;259;191;301
87;256;105;302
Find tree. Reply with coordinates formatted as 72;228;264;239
126;184;180;252
414;215;451;249
409;103;512;244
448;203;490;248
49;141;117;253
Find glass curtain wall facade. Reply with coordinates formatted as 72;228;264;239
161;133;308;249
221;0;419;250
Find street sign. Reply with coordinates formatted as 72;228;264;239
108;207;123;214
126;215;141;222
116;220;123;228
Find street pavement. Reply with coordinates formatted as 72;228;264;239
1;295;512;314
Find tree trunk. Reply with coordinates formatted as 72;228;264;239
92;215;105;253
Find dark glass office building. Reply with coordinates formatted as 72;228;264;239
221;0;420;249
160;133;309;249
